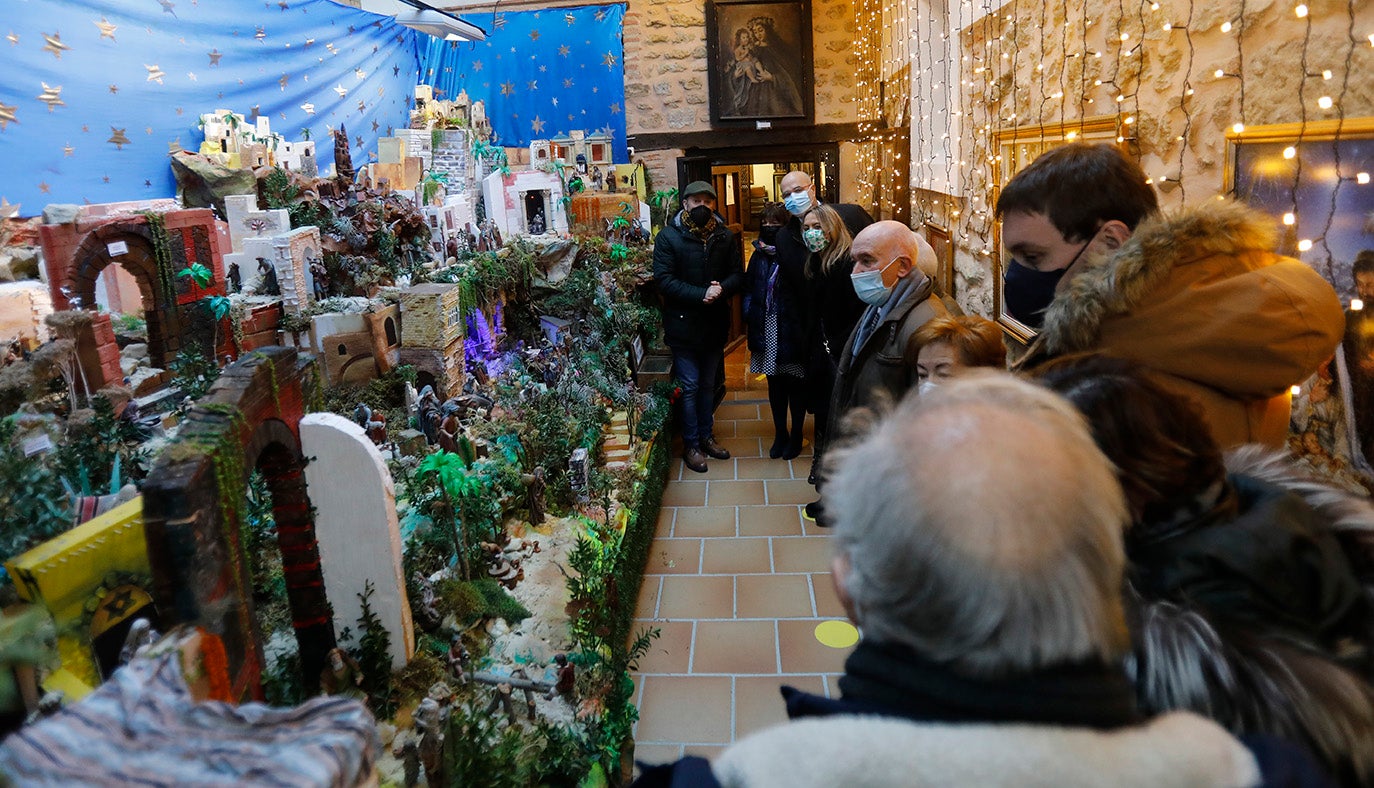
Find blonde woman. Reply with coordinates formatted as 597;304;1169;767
798;204;864;484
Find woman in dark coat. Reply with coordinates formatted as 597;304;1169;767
744;202;807;459
797;204;864;482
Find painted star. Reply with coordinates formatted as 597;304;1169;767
208;48;222;66
5;32;17;46
63;143;74;157
529;29;541;41
279;73;289;90
354;135;363;148
301;102;316;115
82;125;89;132
563;78;573;88
38;182;50;195
175;107;183;115
472;60;483;72
500;81;515;96
146;64;165;84
526;80;538;91
326;42;337;55
609;102;621;114
109;84;119;94
0;198;18;218
558;45;570;57
0;102;17;131
333;84;348;98
564;13;576;25
187;72;197;81
102;175;110;183
371;120;379;132
145;127;154;135
278;0;289;9
531;116;545;134
143;179;152;188
552;97;559;107
354;67;367;80
392;64;400;76
158;0;176;16
42;31;70;59
37;83;64;112
255;26;266;42
356;99;366;113
108;127;130;149
539;65;547;73
602;52;617;68
595;9;608;21
95;17;117;40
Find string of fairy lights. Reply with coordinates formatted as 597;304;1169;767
863;0;1370;297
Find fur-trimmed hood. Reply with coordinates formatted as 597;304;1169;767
711;713;1261;787
1032;200;1343;399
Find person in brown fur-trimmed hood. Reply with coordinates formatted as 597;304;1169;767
997;142;1345;449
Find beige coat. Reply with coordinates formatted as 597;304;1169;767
1013;201;1344;448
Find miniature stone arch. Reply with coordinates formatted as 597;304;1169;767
142;347;334;700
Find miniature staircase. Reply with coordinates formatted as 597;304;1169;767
602;410;633;470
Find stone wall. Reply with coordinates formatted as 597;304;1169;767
917;0;1374;316
624;0;861;188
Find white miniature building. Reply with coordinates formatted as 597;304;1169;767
422;194;476;257
277;139;318;174
197;108;313;172
549;129;614;173
482;170;567;238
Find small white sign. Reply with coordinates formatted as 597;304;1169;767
755;121;772;130
107;241;129;256
22;433;53;457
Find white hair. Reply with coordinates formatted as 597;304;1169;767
827;371;1131;676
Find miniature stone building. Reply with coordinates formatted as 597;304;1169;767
482;170;568;239
399;282;465;398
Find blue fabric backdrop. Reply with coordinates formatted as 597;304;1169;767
417;4;627;159
0;0;423;216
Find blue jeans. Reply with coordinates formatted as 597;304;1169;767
673;347;723;446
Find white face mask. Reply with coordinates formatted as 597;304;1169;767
918;380;939;397
784;189;813;216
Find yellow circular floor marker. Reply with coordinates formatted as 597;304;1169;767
814;619;859;649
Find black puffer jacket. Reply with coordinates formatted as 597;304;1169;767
651;211;744;351
742;242;806;366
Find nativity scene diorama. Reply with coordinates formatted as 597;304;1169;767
0;5;669;784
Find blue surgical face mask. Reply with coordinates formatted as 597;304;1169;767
803;227;827;252
850;257;899;305
784;189;813;217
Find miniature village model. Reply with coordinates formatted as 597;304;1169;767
0;79;670;786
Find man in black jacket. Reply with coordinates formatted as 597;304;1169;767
652;181;744;473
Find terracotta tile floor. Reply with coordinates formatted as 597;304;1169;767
632;344;856;766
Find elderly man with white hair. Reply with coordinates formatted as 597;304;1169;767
805;220;948;525
634;373;1320;786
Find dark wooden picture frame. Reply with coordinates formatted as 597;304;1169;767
706;0;814;125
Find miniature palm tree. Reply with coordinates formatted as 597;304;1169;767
178;263;232;358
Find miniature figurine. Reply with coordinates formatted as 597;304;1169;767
546;653;575;702
485;680;518;725
319;647;366;703
353;402;372;428
410;571;441;631
256;257;280;296
413;697;446;786
308;258;329;300
509;667;537;721
391;733;422;788
118;619;160;666
521;467;546;525
417;386;441;444
226;262;241;294
446;635;469;685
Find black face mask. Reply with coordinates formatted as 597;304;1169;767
688;205;714;226
1003;260;1068;330
758;225;780;245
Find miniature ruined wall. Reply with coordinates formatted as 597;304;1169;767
0;282;53;348
142;348;330;702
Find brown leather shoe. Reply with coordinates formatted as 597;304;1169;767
683;446;709;473
700;438;731;460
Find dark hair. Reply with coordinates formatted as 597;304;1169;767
1353;250;1374;278
995;143;1160;243
1032;354;1223;526
759;201;789;226
912;315;1007;369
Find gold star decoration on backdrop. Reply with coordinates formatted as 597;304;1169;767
0;103;16;131
94;18;117;41
563;78;573;88
108;127;130;149
254;26;266;42
354;67;367;80
602;52;617;68
529;29;540;41
333;84;347;97
101;175;110;183
63;143;73;157
609;102;621;114
145;64;165;84
552;97;559;107
208;48;222;66
42;31;70;59
472;60;483;72
325;42;337;55
158;0;176;15
371;119;379;132
109;84;119;94
280;74;289;90
531;116;545;133
5;33;17;46
36;83;64;112
300;102;315;114
527;80;538;91
558;45;570;57
187;72;197;81
500;81;515;96
565;13;576;25
38;182;50;194
595;9;608;21
145;127;154;135
175;107;183;115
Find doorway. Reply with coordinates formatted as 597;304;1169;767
677;144;840;233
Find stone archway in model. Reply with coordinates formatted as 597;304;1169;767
68;222;183;371
142;347;334;701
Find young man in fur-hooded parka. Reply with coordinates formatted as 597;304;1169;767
998;142;1344;449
